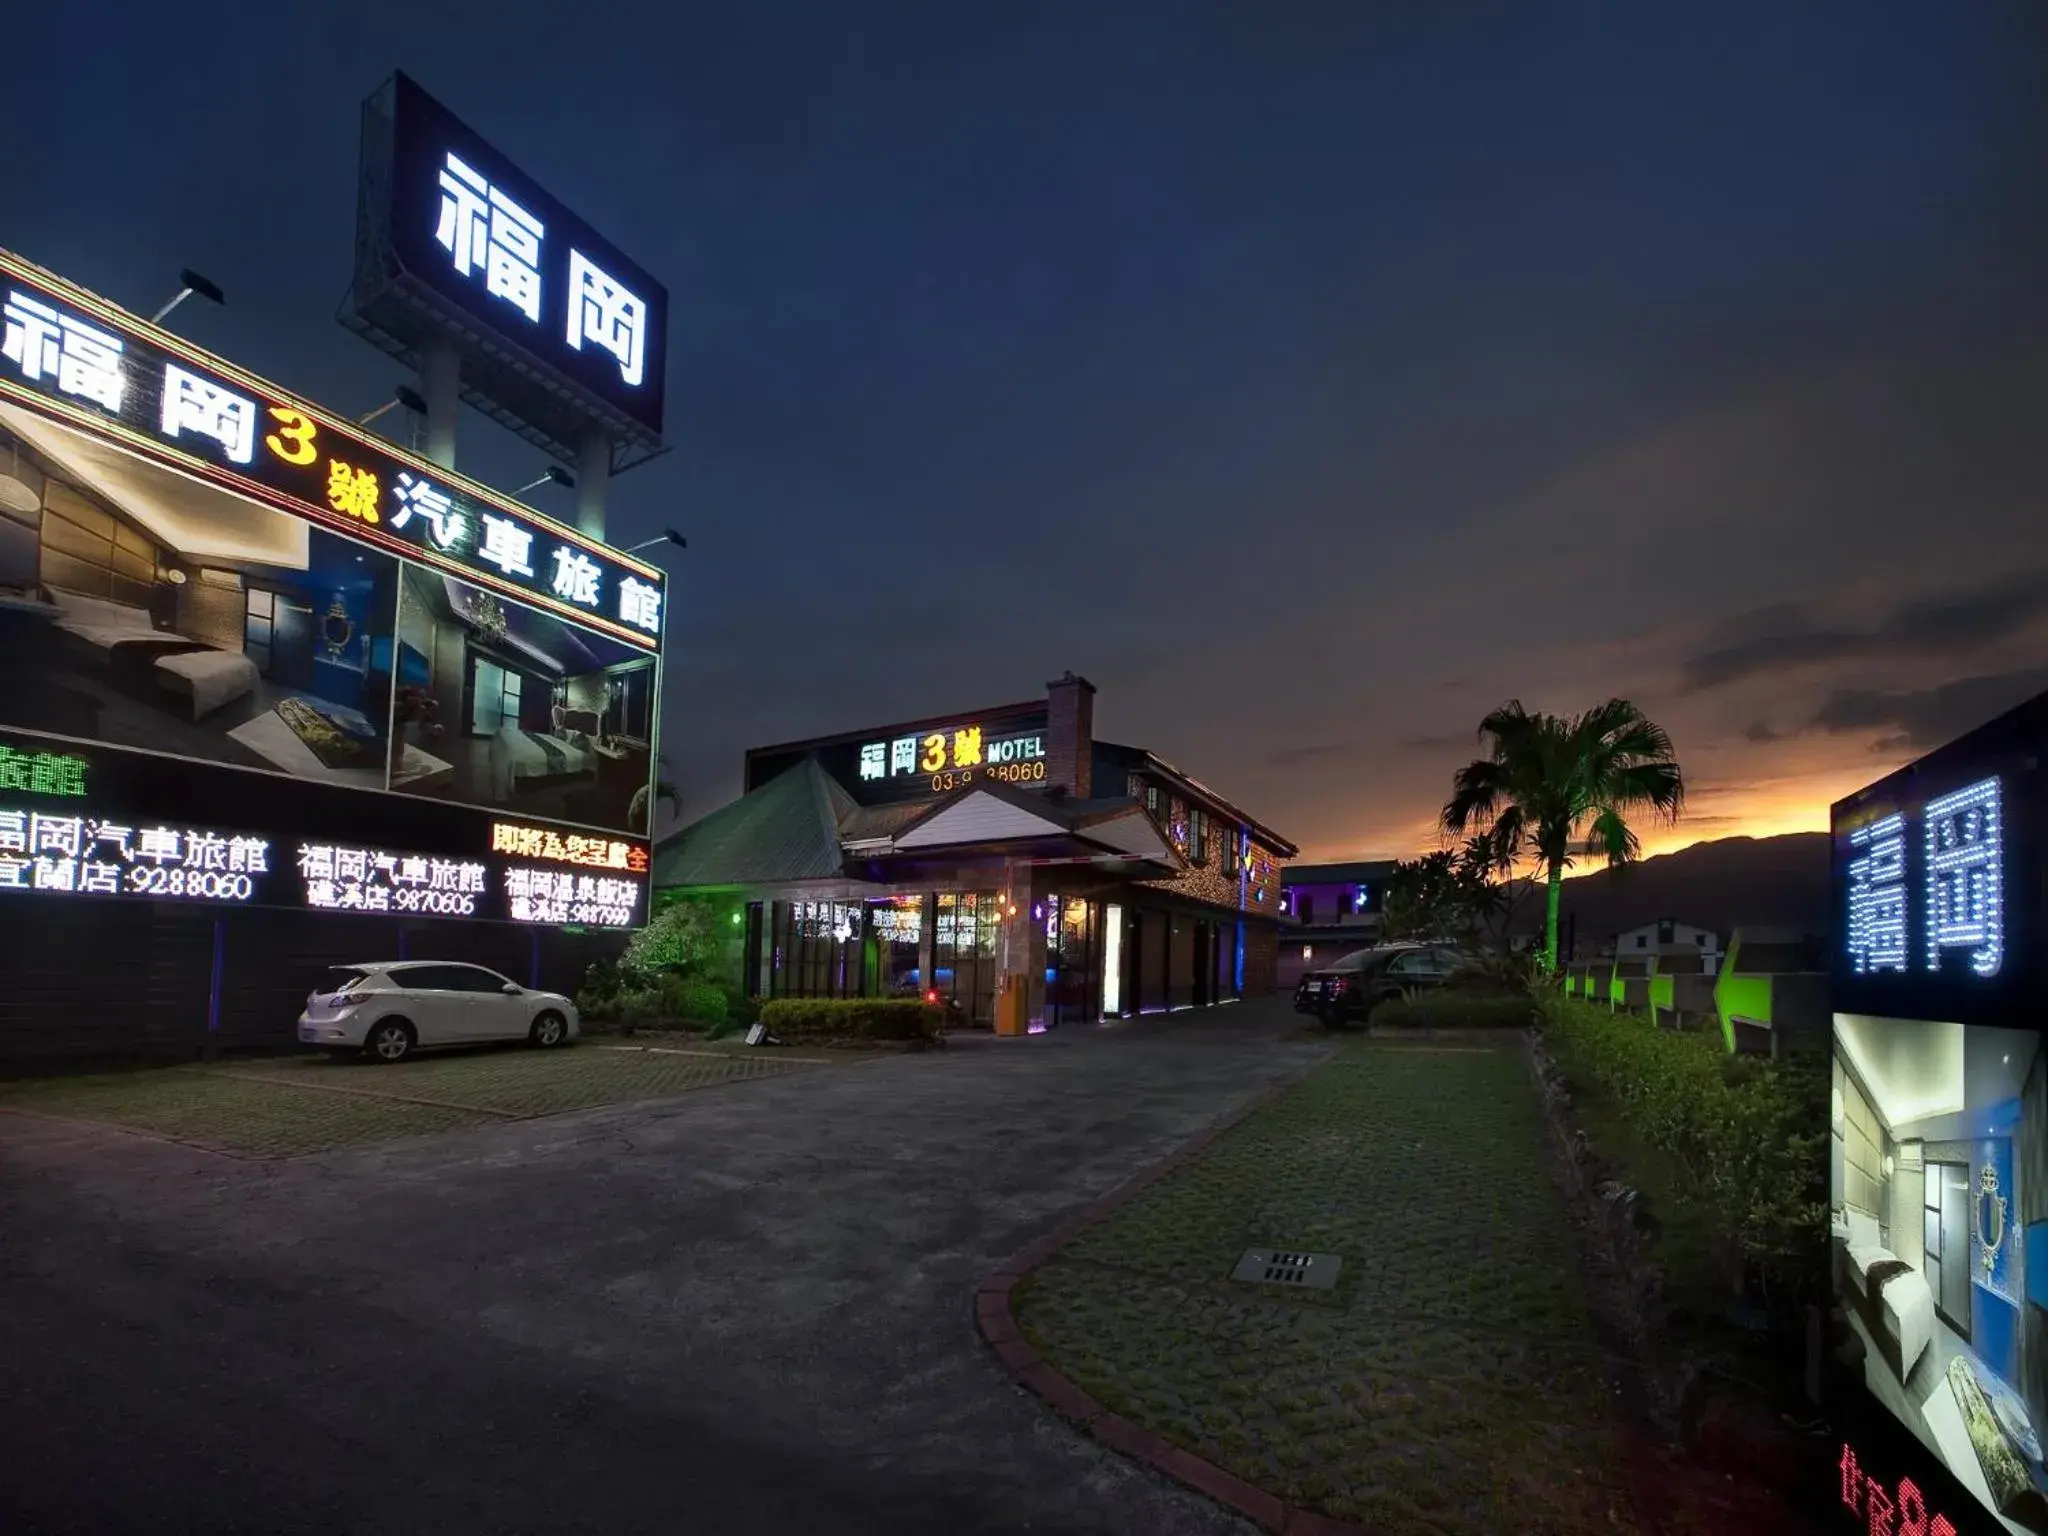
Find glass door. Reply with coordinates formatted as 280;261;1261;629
1928;1161;1972;1337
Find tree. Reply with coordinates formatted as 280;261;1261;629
1380;847;1502;944
1439;698;1685;973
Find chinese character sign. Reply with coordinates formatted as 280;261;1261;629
489;822;648;873
385;73;669;436
1846;812;1908;975
0;747;87;797
504;866;638;927
0;805;267;902
297;842;488;918
1925;777;2002;978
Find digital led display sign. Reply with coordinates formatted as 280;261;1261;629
1830;691;2045;1026
345;72;669;460
0;249;664;649
0;727;648;929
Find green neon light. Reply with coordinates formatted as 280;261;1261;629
1647;974;1673;1026
0;746;88;797
1714;971;1774;1053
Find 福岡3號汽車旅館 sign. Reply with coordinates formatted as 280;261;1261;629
0;249;664;650
855;723;1048;790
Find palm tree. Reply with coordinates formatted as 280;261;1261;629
1440;698;1685;973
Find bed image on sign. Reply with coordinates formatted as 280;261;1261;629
495;707;605;793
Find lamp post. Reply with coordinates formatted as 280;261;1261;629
510;465;576;498
623;528;687;556
358;385;429;427
149;268;225;326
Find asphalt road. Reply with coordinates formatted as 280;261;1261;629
0;1002;1327;1536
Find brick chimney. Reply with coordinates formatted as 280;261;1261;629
1044;671;1095;799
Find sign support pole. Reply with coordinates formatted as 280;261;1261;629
576;428;610;541
422;336;461;469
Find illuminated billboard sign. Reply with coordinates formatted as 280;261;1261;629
0;255;662;840
0;727;647;928
1830;692;2045;1026
854;720;1048;795
0;250;664;648
1829;1020;2032;1535
344;72;668;460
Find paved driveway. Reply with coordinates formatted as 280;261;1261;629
0;1001;1327;1535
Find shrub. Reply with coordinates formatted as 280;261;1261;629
1372;992;1536;1030
670;977;728;1026
757;998;943;1043
624;898;725;977
720;987;761;1027
1538;994;1827;1301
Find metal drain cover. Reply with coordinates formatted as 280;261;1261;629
1231;1248;1342;1290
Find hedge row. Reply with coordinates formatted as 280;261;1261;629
757;998;944;1042
1370;993;1537;1030
1538;994;1827;1290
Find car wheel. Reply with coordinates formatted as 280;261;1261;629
529;1010;568;1048
364;1018;415;1064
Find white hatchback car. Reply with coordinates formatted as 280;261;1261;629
299;961;581;1063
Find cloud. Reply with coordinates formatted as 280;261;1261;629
1805;665;2048;751
1742;720;1785;743
1265;740;1357;767
1680;570;2048;693
1403;729;1477;752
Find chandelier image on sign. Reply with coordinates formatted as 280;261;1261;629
469;590;509;644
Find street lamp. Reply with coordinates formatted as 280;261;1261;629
150;268;225;326
623;527;687;555
510;465;576;497
358;385;429;427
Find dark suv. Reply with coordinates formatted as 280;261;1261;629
1294;943;1466;1028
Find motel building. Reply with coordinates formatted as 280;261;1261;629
651;674;1298;1029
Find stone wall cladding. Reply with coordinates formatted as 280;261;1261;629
1045;674;1096;798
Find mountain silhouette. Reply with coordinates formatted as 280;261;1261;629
1502;832;1831;950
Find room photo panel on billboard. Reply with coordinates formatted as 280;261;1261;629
1833;1014;2048;1534
388;564;656;837
0;404;403;791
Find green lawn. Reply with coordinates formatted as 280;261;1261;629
1013;1038;1636;1535
0;1043;829;1158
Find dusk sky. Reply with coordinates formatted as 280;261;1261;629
10;3;2046;861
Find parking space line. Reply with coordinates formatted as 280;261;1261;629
215;1070;524;1118
596;1045;840;1066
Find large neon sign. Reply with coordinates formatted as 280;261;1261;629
0;249;664;648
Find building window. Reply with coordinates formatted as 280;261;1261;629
1298;894;1316;924
1144;783;1162;819
1657;919;1673;945
1187;807;1207;866
1222;833;1241;876
1636;934;1648;948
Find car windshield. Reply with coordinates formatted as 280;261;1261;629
322;966;372;994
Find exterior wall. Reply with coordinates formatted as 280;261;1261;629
1242;920;1279;997
1614;921;1722;972
1275;928;1380;991
0;900;626;1069
1127;781;1284;920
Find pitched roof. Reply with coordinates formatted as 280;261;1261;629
650;758;848;887
1097;740;1298;856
